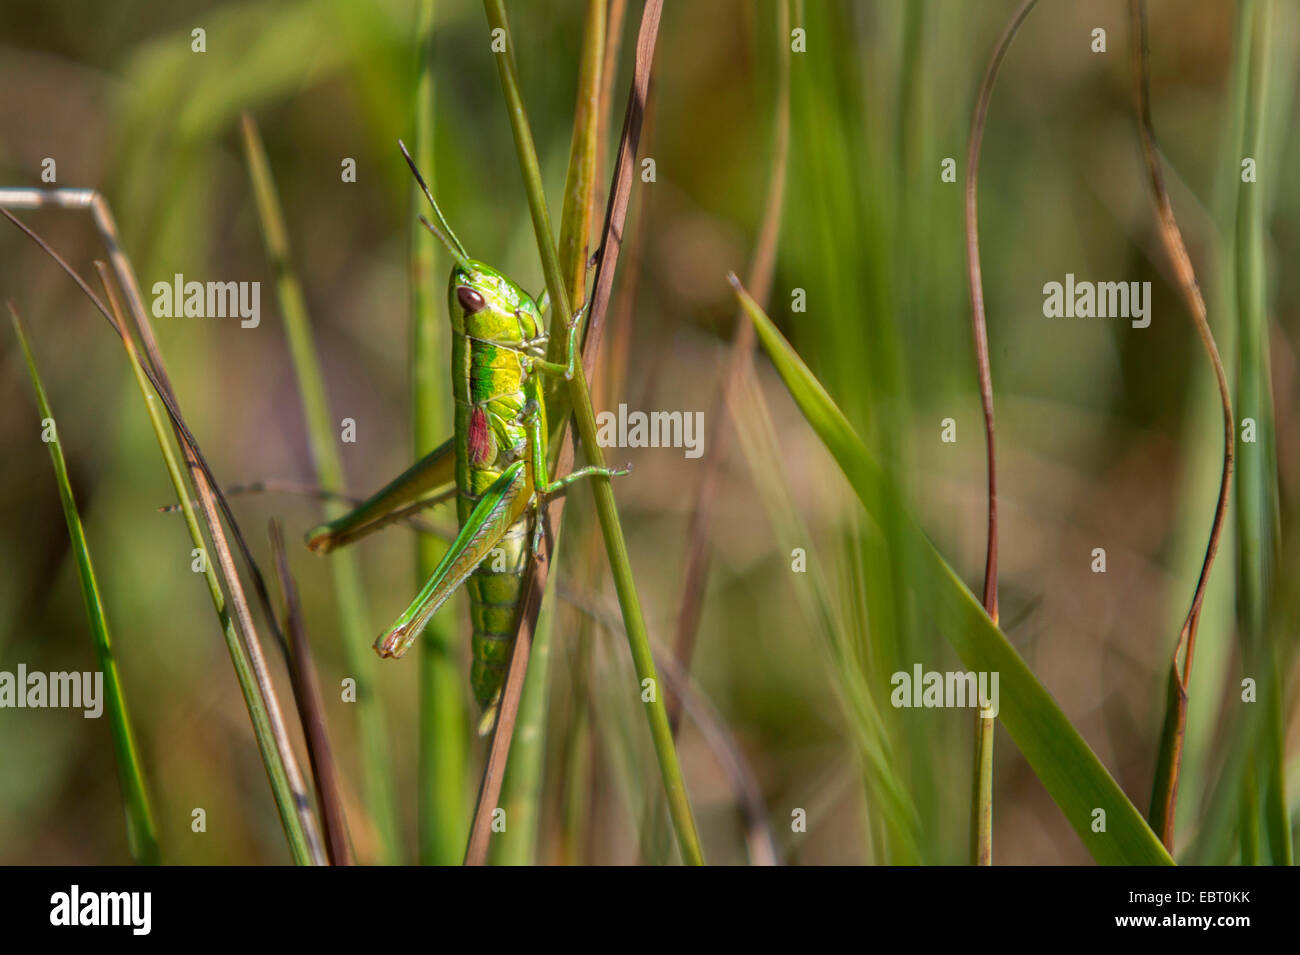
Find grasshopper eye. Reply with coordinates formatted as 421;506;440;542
457;286;486;314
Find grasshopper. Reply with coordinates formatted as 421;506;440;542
305;144;627;728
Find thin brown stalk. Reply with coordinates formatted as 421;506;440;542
575;0;661;368
591;127;649;413
666;0;791;734
964;0;1040;866
87;199;296;667
463;0;664;866
593;0;628;235
269;519;354;865
1130;0;1235;851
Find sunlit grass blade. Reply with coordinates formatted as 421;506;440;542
730;277;1175;866
241;114;403;864
492;0;607;868
469;0;704;865
9;304;160;866
550;0;607;385
89;262;312;864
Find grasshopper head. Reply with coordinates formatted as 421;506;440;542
448;261;542;344
397;140;543;346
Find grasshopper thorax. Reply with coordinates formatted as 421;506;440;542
449;260;542;346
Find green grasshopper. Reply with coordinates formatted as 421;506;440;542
305;143;627;729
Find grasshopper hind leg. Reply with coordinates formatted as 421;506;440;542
374;461;529;659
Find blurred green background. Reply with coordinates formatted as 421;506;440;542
0;0;1296;864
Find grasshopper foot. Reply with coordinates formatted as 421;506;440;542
304;523;337;554
374;624;418;659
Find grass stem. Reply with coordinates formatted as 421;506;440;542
491;0;608;866
1131;0;1235;852
474;0;702;865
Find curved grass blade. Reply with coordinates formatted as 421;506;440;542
964;0;1040;865
91;263;313;865
1129;0;1235;853
729;277;1174;866
1;198;323;864
9;304;160;866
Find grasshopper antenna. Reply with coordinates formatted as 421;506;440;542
398;139;472;270
417;215;472;273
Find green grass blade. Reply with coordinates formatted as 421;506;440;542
408;0;471;867
493;0;607;867
543;0;607;417
731;279;1175;866
2;197;323;864
482;0;702;865
9;306;160;866
241;115;403;864
92;266;313;864
1231;0;1290;866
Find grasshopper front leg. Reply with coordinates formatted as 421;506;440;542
524;398;630;524
526;301;587;381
